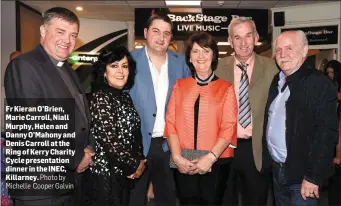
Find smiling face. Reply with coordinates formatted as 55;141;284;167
105;56;129;89
229;21;258;62
40;18;78;61
275;32;308;76
144;19;172;54
190;42;213;75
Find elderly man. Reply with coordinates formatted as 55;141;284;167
262;30;338;206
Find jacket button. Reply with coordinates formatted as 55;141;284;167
153;113;156;117
148;132;152;135
81;128;86;131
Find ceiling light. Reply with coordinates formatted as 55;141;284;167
256;42;263;46
219;51;227;54
76;7;83;11
135;45;143;49
218;42;230;46
165;1;201;6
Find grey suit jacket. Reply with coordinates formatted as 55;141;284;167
215;54;278;171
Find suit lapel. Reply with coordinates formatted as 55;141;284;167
249;54;265;89
222;57;235;83
248;54;266;120
65;63;90;122
139;48;156;102
166;51;177;104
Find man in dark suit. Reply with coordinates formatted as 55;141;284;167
5;7;94;206
215;17;278;205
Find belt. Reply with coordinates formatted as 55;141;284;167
151;136;163;139
273;160;285;167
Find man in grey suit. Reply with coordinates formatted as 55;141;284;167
215;17;278;205
129;14;191;206
5;7;94;206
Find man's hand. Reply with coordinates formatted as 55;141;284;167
76;148;95;173
84;147;95;156
127;160;146;179
300;179;319;200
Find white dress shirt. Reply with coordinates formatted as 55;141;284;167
145;48;169;138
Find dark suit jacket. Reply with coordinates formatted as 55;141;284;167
215;54;278;171
5;44;94;196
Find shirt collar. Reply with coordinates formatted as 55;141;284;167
145;47;168;66
48;55;65;67
234;52;255;67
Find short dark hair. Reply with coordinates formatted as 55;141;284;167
42;7;80;27
145;14;173;32
92;46;136;91
185;32;219;72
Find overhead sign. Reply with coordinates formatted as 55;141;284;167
281;26;338;45
135;8;268;41
69;53;99;65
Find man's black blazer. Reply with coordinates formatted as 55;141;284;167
4;44;94;196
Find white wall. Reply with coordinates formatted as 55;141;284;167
76;18;128;50
1;1;16;85
1;1;16;131
271;2;341;61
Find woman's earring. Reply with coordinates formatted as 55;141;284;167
104;74;108;84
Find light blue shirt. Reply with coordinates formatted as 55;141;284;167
266;71;290;163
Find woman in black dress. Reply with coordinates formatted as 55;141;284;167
82;46;146;206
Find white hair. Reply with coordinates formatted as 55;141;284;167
274;30;308;48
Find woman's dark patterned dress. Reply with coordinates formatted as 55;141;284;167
82;86;144;206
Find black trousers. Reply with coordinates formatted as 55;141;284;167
175;160;231;206
13;195;74;206
223;138;270;206
129;138;176;206
13;172;81;206
328;164;341;206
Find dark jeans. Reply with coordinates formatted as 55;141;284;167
272;161;318;206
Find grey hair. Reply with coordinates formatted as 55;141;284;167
274;30;309;48
296;30;308;47
42;7;79;27
228;17;258;38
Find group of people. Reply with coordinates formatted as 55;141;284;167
4;6;341;206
